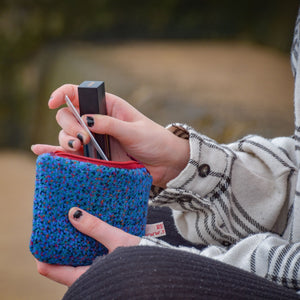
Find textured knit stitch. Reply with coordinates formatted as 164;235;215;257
30;152;152;266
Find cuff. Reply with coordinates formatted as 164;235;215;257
150;123;235;210
139;236;205;256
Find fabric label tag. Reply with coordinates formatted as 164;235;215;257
145;222;166;237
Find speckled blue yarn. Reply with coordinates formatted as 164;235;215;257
30;153;152;266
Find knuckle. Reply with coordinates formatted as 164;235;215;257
55;108;65;123
101;117;114;135
61;83;69;89
84;216;103;238
58;130;66;145
63;84;77;97
37;263;49;277
99;118;109;133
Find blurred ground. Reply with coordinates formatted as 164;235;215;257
0;151;67;300
1;41;294;299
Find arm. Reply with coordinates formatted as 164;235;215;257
38;206;300;290
140;232;300;290
33;84;296;246
33;84;298;290
150;124;297;246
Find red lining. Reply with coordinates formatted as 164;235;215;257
52;151;145;169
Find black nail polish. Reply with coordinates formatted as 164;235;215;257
73;210;83;219
77;133;84;143
68;140;74;149
86;116;94;127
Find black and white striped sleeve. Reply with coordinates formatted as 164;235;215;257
150;124;296;247
140;232;300;290
200;232;300;290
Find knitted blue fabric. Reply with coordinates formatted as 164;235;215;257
30;152;152;266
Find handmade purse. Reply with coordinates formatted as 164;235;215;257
29;151;152;266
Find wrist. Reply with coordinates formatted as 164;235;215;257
159;131;190;188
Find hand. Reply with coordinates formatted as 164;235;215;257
33;84;190;188
36;207;141;287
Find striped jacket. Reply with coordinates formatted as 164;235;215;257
140;8;300;291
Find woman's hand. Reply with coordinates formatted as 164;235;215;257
33;84;190;188
36;207;141;287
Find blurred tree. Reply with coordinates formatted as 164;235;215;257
0;0;298;149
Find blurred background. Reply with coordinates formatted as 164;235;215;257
1;0;299;299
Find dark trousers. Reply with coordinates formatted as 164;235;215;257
63;206;300;299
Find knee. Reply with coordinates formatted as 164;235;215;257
93;245;155;273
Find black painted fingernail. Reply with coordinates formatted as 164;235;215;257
68;140;74;149
73;210;83;219
86;116;94;127
77;133;84;143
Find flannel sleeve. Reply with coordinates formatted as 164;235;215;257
150;123;296;247
139;232;300;290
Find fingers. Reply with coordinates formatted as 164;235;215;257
104;92;145;122
82;114;134;144
31;144;64;155
48;86;145;147
56;107;89;144
48;85;130;115
48;84;79;109
36;260;89;287
68;207;141;253
57;130;82;152
48;86;133;116
31;143;83;156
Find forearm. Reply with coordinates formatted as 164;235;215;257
151;124;296;246
139;232;300;290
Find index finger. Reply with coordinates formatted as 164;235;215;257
36;260;89;287
49;84;79;109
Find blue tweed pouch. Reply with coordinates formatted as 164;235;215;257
30;151;152;266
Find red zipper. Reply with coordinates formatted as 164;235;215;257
52;151;145;170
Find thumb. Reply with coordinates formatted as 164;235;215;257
68;207;141;252
31;144;64;155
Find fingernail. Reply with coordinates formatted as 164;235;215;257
77;133;84;144
48;95;54;103
73;210;83;219
68;140;74;149
86;116;94;127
